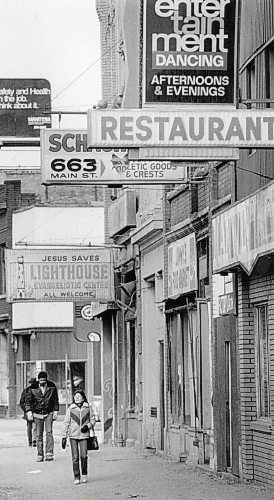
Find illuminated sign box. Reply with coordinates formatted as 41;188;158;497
87;109;274;148
0;78;51;137
108;190;137;238
5;248;114;302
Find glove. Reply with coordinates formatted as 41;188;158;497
81;424;89;433
27;411;33;421
53;411;58;421
62;438;67;449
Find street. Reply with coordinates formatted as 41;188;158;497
0;419;273;500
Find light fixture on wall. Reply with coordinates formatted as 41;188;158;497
10;333;18;353
30;330;37;341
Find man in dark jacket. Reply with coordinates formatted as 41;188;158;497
26;371;59;462
19;377;37;447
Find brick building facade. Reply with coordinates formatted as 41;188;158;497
0;181;36;416
95;0;274;489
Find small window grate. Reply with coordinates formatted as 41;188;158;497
150;406;157;418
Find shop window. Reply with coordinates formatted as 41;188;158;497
69;362;85;393
16;362;36;404
197;238;209;298
254;304;270;418
167;314;190;425
22;335;30;361
45;361;86;405
0;245;6;295
45;362;66;404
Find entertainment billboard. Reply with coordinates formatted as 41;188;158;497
0;78;51;137
144;0;237;105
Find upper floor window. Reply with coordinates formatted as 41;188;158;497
246;61;256;156
265;42;274;108
246;62;256;107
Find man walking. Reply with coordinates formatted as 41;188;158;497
26;371;59;462
19;377;37;447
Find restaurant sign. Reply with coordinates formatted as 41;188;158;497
5;249;114;302
212;182;274;274
168;233;197;298
87;109;274;148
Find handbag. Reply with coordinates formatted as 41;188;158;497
87;435;99;451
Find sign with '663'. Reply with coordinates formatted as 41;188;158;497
41;129;189;184
41;129;128;184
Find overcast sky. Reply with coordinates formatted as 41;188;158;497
0;0;101;129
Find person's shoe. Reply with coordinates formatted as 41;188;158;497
82;475;87;483
74;479;80;485
32;440;36;447
45;455;54;461
36;456;44;462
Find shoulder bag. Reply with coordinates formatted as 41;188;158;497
87;434;99;451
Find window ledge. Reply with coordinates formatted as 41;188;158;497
250;419;272;434
169;424;180;430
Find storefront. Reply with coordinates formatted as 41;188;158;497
212;181;274;487
165;232;212;464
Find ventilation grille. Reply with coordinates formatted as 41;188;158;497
150;407;157;418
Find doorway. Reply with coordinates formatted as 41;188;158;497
159;340;165;450
215;315;239;475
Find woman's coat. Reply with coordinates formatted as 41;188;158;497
62;402;95;440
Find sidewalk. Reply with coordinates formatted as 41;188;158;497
0;418;273;500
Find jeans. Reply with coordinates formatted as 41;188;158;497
26;420;36;446
35;413;54;458
69;438;88;479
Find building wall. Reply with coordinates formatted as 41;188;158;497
141;243;164;450
239;0;274;67
238;270;274;487
238;0;274;200
96;0;140;108
0;170;103;205
0;180;35;416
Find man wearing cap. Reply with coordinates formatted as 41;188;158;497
19;377;37;447
26;371;59;462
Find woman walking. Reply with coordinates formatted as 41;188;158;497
62;390;95;484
